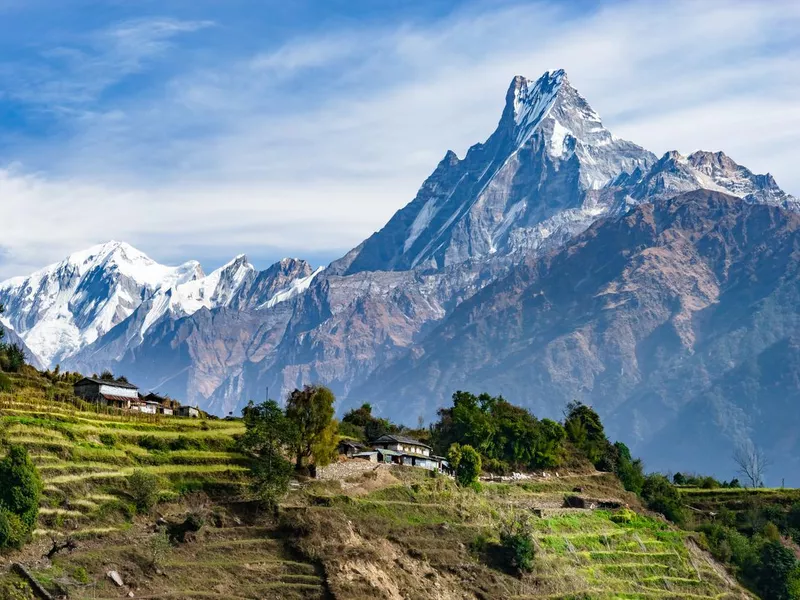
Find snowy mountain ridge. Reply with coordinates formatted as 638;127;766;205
0;241;319;366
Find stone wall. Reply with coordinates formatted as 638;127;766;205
317;459;390;481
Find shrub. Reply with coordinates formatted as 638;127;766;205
455;445;481;488
138;436;170;453
0;445;42;549
499;515;535;573
71;566;90;584
0;509;26;550
170;436;206;451
0;372;11;393
99;433;118;447
641;474;685;525
127;470;161;514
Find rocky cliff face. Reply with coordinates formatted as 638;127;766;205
351;190;800;479
332;70;655;275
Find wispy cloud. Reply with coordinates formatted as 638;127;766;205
0;17;212;107
0;0;798;278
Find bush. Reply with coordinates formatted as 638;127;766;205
0;372;11;393
170;436;206;451
99;433;118;447
0;445;42;549
127;470;161;514
0;509;26;550
138;436;170;453
455;445;481;488
499;515;535;573
641;474;685;525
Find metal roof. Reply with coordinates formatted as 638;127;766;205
373;434;431;449
376;449;403;457
75;377;138;390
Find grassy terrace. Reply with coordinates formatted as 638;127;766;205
0;376;752;599
287;470;751;600
0;386;247;542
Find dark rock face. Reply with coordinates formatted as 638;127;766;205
350;191;800;482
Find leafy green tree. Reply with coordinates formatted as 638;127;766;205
342;403;374;427
564;401;609;464
285;385;338;472
432;391;567;473
0;445;42;549
4;344;25;373
758;540;798;600
641;474;685;525
240;400;296;509
455;444;481;487
99;370;115;381
610;442;645;495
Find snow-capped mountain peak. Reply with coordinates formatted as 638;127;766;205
629;150;799;209
0;241;204;365
0;243;319;367
336;69;655;275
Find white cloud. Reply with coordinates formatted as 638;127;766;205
1;0;799;279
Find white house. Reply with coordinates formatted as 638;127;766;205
372;434;432;457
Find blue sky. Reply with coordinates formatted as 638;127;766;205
0;0;798;278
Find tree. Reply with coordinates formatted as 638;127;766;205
757;540;798;600
342;403;374;428
127;470;161;514
285;385;338;472
4;344;25;373
733;442;770;489
240;400;295;509
0;445;42;549
564;401;609;464
455;444;481;487
641;474;684;525
99;370;115;381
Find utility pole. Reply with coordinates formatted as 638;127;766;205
266;386;270;402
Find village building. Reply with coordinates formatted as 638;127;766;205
338;440;366;457
73;378;139;410
348;434;452;474
177;405;200;418
372;434;432;457
144;393;178;416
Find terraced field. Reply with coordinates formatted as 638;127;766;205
286;471;752;599
0;392;249;541
0;375;752;600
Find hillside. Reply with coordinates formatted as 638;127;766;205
0;372;758;600
354;190;800;483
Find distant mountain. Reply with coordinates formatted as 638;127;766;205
2;69;797;481
0;241;321;371
350;190;800;479
331;70;656;275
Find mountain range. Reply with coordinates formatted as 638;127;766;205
1;69;797;481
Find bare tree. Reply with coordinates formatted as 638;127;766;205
733;442;770;489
